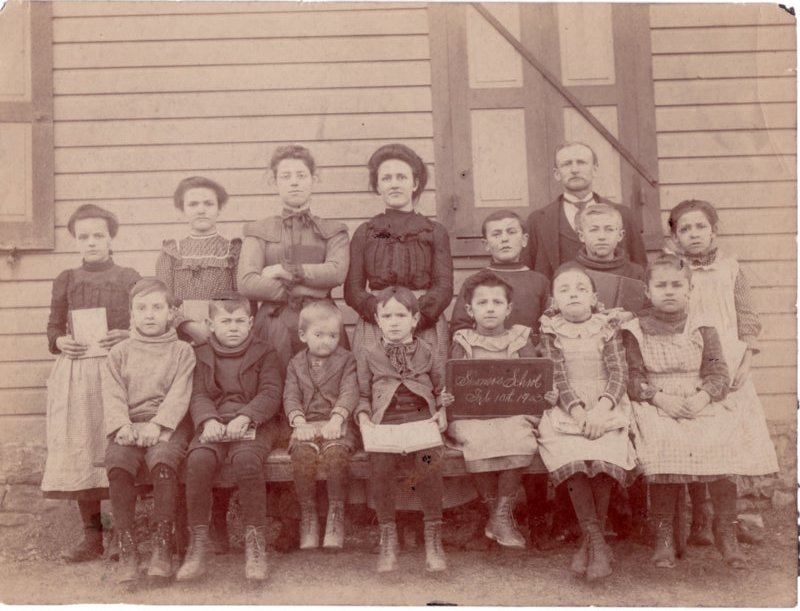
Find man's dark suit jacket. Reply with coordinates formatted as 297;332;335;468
523;193;648;280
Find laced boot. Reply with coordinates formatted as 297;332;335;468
299;500;320;550
322;500;345;549
583;520;612;581
528;514;554;551
62;525;104;562
713;516;746;569
688;499;714;546
175;525;212;581
376;522;398;573
147;520;175;578
485;496;526;549
423;520;447;572
570;539;588;575
116;530;140;584
651;517;677;568
244;525;269;581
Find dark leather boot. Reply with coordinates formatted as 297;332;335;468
652;517;677;568
713;516;746;569
299;501;319;550
423;520;447;572
528;514;555;551
147;520;175;578
688;496;714;546
583;520;612;581
175;525;211;581
244;525;269;581
62;525;104;562
116;530;140;584
376;522;398;573
323;500;345;549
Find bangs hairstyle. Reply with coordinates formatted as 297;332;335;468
373;286;419;317
667;199;719;235
554;141;598;167
462;269;513;304
208;291;252;318
576;203;622;232
298;300;343;331
480;209;525;238
367;143;428;201
129;277;176;308
173;176;229;211
645;253;692;284
551;261;597;294
67;204;119;238
269;144;316;176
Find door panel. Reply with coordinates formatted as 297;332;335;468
430;3;660;256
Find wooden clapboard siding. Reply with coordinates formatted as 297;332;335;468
0;2;436;426
651;3;797;423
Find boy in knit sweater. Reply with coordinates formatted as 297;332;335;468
102;278;196;583
448;210;553;550
177;292;282;582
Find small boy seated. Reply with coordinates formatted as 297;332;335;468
176;292;283;582
102;278;196;584
450;209;549;336
574;204;646;312
284;300;358;551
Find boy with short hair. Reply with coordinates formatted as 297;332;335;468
448;210;552;550
283;300;358;551
103;278;196;583
575;204;645;281
177;292;282;582
449;210;550;336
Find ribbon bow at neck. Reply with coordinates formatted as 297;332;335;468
281;207;313;224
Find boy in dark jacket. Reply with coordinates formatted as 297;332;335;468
176;292;282;582
284;301;358;550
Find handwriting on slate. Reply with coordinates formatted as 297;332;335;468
454;367;546;406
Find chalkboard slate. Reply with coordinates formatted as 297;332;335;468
446;358;554;420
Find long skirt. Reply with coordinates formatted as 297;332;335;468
41;354;109;500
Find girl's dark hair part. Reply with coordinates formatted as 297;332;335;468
668;199;719;234
367;143;428;201
67;204;120;238
269;144;316;176
173;176;229;211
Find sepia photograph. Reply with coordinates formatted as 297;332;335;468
0;0;796;605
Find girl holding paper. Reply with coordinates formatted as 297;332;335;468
43;204;141;562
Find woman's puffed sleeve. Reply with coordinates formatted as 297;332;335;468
298;224;349;290
237;235;288;303
417;223;454;330
344;223;377;324
47;271;70;354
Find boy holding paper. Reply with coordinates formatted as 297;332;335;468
176;292;283;582
355;286;454;574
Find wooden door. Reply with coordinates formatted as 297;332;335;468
430;3;660;256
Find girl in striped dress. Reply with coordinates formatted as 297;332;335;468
155;176;241;346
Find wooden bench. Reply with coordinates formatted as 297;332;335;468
209;447;549;488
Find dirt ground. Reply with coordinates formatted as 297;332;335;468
0;501;797;606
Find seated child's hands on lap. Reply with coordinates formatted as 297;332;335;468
226;415;252;440
292;417;317;441
433;409;447;433
544;389;559;407
654;392;694;420
685;390;710;415
320;414;344;440
200;419;226;443
583;397;613;440
136;422;162;447
115;423;137;446
357;412;373;430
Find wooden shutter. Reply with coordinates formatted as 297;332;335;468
0;2;54;251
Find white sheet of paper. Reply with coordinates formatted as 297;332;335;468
69;307;108;358
360;419;442;454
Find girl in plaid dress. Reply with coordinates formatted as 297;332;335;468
622;254;775;570
536;263;637;582
668;200;779;547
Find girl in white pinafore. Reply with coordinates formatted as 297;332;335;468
623;254;777;571
537;263;636;583
667;199;778;547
